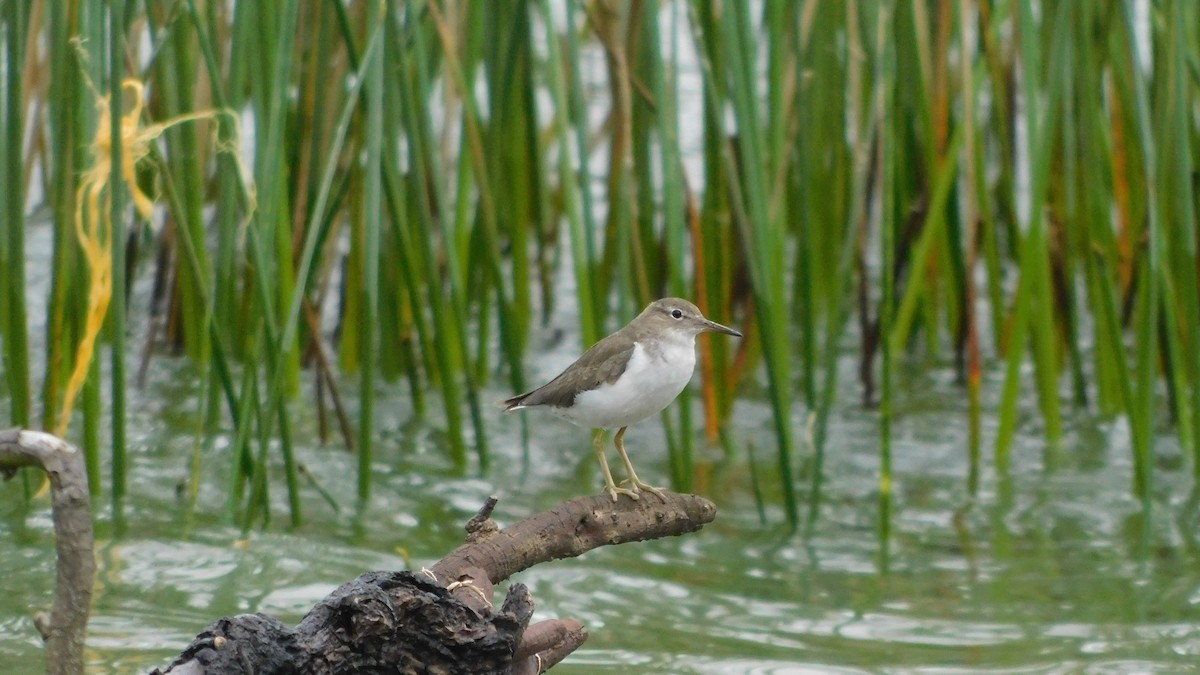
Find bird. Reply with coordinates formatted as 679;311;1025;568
501;298;742;501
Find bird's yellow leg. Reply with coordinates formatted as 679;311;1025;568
594;428;638;501
613;427;665;499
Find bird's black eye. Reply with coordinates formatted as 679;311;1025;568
671;309;683;319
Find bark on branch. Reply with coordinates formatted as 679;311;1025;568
154;492;716;674
0;428;95;675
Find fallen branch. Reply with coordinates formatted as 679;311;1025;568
153;492;716;674
0;429;95;675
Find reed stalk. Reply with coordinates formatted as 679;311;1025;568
876;0;895;547
958;0;982;496
358;0;385;501
1;0;31;433
108;0;128;521
1116;0;1160;503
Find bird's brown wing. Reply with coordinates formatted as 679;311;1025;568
502;335;636;409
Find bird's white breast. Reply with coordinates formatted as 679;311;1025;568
556;334;696;429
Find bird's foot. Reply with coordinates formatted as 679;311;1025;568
618;478;667;501
603;482;641;502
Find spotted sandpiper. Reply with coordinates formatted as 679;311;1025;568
502;298;742;501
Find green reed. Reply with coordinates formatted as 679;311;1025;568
0;0;43;505
1116;0;1160;504
358;1;385;501
958;0;983;496
876;0;896;549
540;0;600;349
1;0;31;445
108;0;128;519
41;0;76;486
1;0;1198;534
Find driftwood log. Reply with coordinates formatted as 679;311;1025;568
153;492;717;674
0;429;96;675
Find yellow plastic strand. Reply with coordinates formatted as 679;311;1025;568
56;77;247;436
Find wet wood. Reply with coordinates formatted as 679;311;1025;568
153;492;717;674
0;429;95;675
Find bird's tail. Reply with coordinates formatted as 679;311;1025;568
497;392;529;412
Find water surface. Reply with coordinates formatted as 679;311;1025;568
3;316;1199;674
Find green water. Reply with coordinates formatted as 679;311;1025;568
3;346;1200;673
